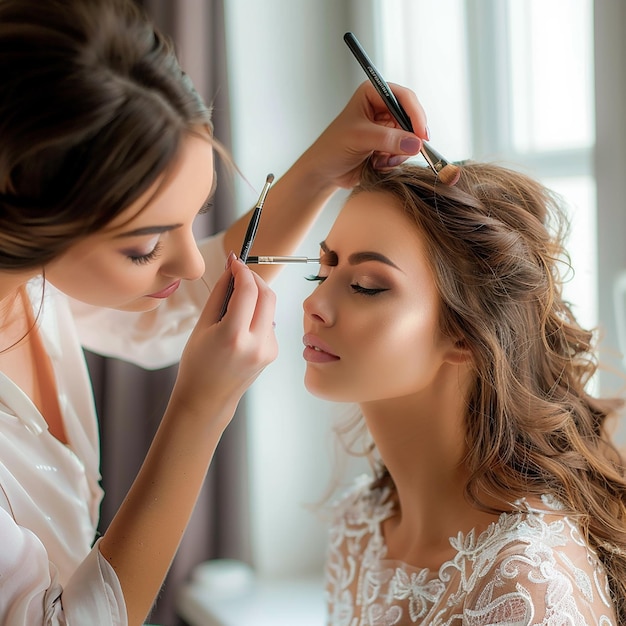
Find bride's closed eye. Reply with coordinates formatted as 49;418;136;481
305;274;389;296
350;283;389;296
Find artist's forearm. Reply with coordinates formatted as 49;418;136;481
223;148;337;281
99;402;230;626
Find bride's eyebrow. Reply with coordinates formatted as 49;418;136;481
319;241;338;265
348;250;400;269
319;240;401;270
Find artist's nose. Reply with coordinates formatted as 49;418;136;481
162;229;205;281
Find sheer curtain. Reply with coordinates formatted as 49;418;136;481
85;1;249;624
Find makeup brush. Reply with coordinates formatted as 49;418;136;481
246;256;320;264
344;32;461;187
219;173;274;320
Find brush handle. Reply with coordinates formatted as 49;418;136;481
239;206;262;264
218;275;235;320
218;205;261;320
246;256;320;264
219;175;274;320
344;32;414;133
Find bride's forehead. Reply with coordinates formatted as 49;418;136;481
324;200;431;266
332;194;414;236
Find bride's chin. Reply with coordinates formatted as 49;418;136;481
303;375;349;403
303;376;327;399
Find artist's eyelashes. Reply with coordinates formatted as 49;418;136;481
128;241;163;265
305;274;389;296
198;200;214;215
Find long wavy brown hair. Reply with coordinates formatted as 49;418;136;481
348;160;626;620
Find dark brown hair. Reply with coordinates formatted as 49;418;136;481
350;160;626;620
0;0;213;269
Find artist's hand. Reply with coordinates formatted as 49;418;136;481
170;256;278;429
304;81;428;189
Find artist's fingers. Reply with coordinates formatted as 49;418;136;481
370;152;411;169
215;259;257;328
216;259;275;334
358;81;428;139
387;82;429;139
356;81;431;169
247;270;277;336
198;256;240;325
350;82;424;158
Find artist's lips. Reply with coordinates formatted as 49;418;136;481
302;333;340;363
147;280;181;299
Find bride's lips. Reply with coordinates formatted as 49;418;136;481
147;279;181;299
302;333;340;363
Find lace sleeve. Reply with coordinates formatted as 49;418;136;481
462;543;617;625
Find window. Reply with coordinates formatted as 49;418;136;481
376;0;596;329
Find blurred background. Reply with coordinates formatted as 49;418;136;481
87;1;626;624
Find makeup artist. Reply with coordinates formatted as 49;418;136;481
0;0;427;625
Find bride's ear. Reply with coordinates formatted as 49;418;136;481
445;337;473;365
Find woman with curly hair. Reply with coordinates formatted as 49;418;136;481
303;161;626;624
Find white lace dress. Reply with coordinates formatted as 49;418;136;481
325;475;617;626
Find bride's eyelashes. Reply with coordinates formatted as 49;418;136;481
305;274;389;296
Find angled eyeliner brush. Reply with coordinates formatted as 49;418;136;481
219;173;274;320
343;32;461;186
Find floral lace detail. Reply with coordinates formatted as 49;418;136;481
325;475;617;626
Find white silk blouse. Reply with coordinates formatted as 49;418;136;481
0;233;225;625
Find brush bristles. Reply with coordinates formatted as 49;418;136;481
419;143;461;186
266;173;275;184
437;163;461;187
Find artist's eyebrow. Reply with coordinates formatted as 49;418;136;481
116;171;218;238
320;240;401;270
116;223;182;238
198;169;218;214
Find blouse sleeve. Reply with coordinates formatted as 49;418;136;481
69;232;226;370
0;509;126;625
